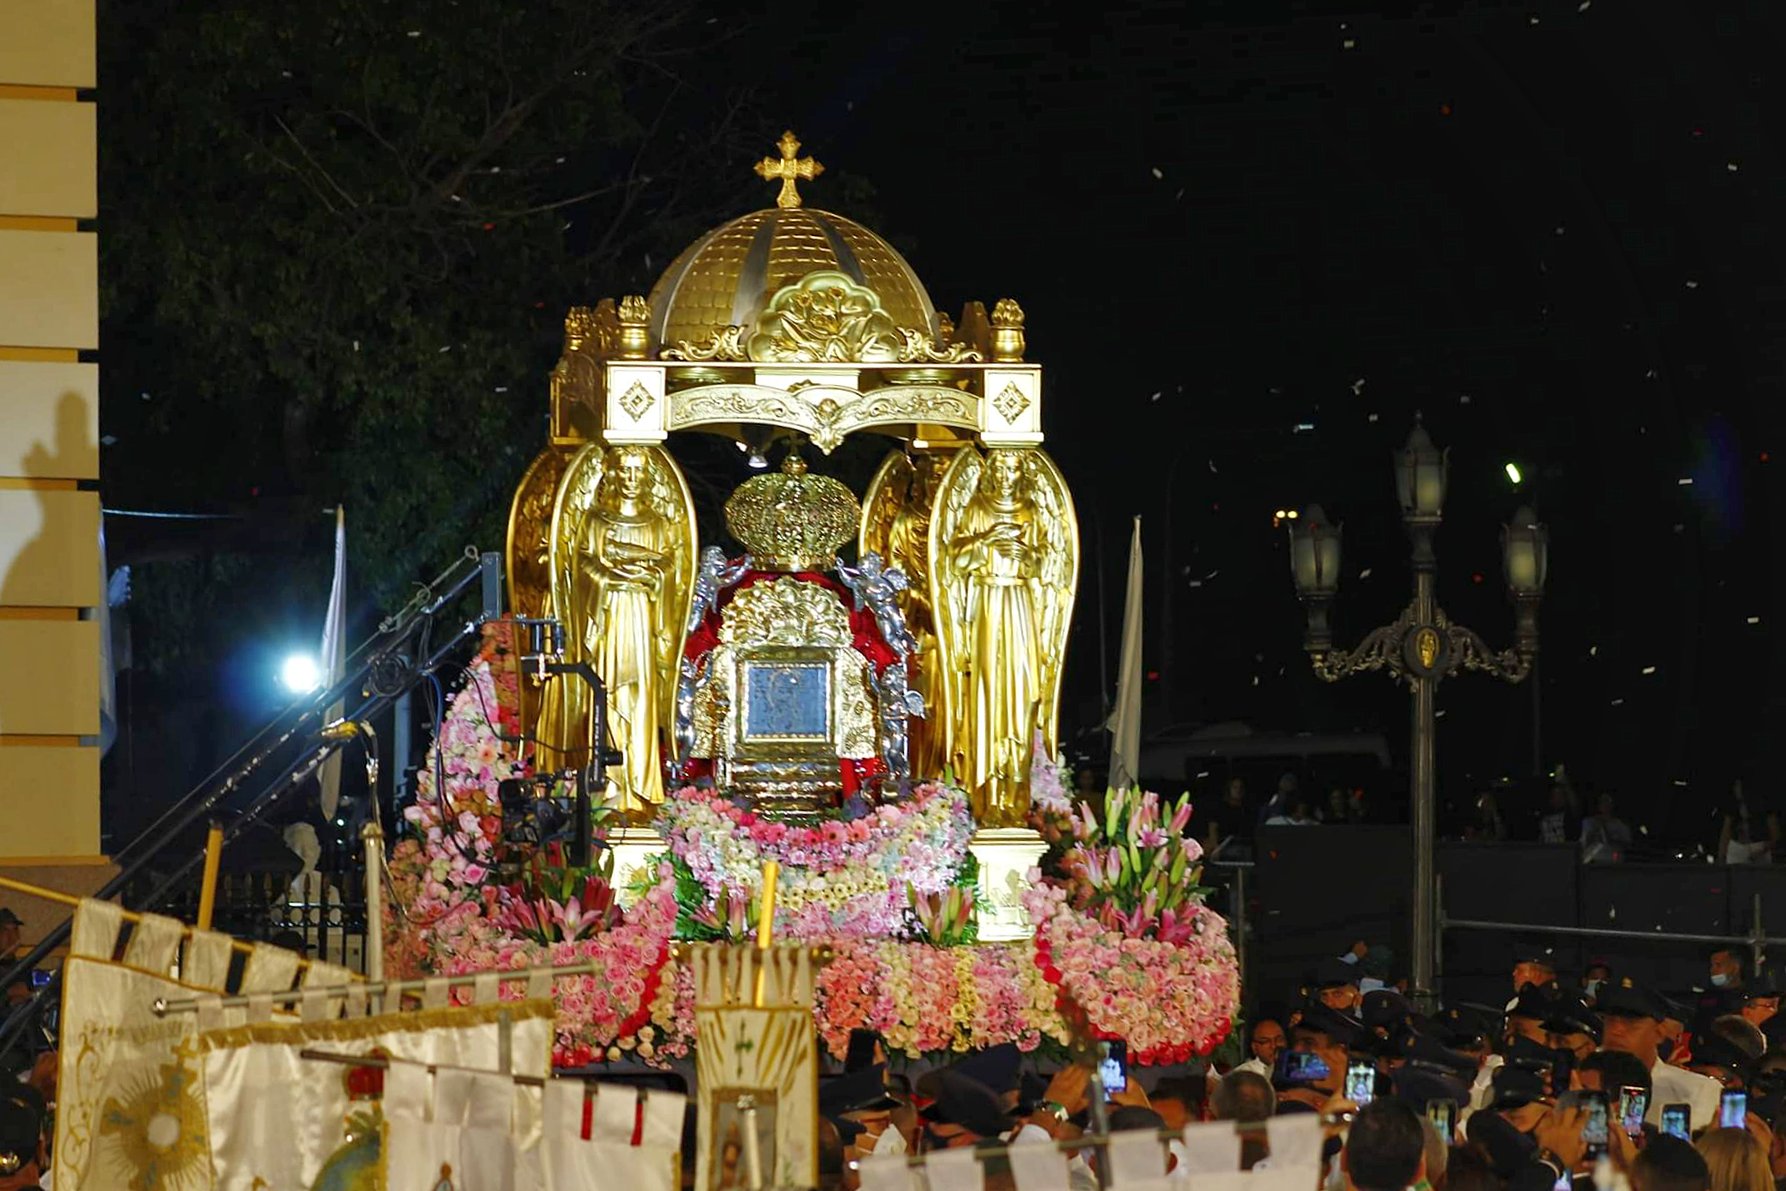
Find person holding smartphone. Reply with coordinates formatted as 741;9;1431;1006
1600;979;1723;1132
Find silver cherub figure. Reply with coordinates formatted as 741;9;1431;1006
875;660;927;792
686;545;750;635
834;552;919;658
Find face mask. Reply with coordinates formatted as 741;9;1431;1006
1712;974;1731;988
873;1125;908;1156
1585;980;1603;999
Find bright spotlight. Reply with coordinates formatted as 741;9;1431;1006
1504;461;1523;486
280;653;322;694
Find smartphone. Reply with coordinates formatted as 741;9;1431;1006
1581;1090;1610;1161
1426;1099;1458;1146
1099;1041;1128;1098
1618;1086;1649;1138
28;969;51;989
1346;1058;1376;1107
1722;1090;1747;1130
1278;1051;1330;1085
1662;1103;1691;1140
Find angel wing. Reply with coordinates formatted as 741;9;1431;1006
927;446;985;776
548;443;607;655
640;448;700;738
507;445;571;621
859;450;913;565
1021;449;1080;754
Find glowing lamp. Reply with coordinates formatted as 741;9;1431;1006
280;653;322;694
1501;505;1549;598
1394;422;1449;520
1288;504;1342;596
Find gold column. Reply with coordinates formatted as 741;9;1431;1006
0;0;115;935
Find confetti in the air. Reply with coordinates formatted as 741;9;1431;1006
1359;568;1373;579
1678;477;1694;486
1748;617;1762;625
1151;167;1164;179
1611;698;1625;706
1208;459;1218;473
1150;392;1162;402
1368;412;1379;422
1727;162;1740;172
1686;280;1700;289
1351;378;1366;394
1589;645;1598;655
1641;666;1657;675
1459;394;1472;405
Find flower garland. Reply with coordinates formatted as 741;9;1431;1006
657;782;974;941
1026;879;1238;1065
813;940;1068;1060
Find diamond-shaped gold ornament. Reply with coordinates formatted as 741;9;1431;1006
618;381;655;419
993;382;1030;423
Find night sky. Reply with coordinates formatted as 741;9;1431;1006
736;0;1783;843
102;0;1783;846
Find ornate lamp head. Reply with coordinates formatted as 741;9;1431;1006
724;449;861;572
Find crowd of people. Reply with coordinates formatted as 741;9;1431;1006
813;944;1786;1191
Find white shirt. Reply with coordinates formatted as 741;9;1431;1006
1235;1057;1271;1078
1007;1123;1054;1146
1647;1059;1723;1133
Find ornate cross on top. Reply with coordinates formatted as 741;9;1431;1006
754;130;824;209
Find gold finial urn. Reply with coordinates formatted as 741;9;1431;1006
724;451;860;572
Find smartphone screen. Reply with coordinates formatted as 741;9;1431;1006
1581;1090;1610;1160
1099;1041;1128;1097
1278;1051;1330;1084
28;969;51;989
1722;1090;1747;1130
1426;1099;1457;1146
1662;1104;1691;1140
1346;1059;1376;1106
1618;1086;1649;1137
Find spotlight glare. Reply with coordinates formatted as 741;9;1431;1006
1504;461;1523;485
280;653;322;694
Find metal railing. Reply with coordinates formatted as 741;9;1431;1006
1438;877;1776;991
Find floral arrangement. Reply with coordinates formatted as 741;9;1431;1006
1024;785;1239;1064
655;781;975;941
1027;881;1237;1065
384;630;688;1067
1056;786;1207;941
813;940;1067;1060
383;628;1239;1068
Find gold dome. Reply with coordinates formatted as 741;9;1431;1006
647;206;939;352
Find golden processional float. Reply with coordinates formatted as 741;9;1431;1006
506;132;1079;938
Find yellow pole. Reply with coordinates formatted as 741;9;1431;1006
752;859;779;1006
195;822;225;931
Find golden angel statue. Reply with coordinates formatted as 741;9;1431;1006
861;451;947;777
930;447;1078;825
541;444;697;816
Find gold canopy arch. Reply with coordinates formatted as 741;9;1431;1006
508;132;1076;829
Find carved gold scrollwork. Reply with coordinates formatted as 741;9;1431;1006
747;271;904;363
895;328;983;364
662;325;748;363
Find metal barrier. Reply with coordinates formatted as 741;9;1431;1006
1439;878;1777;998
120;863;371;973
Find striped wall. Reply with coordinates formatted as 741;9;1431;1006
0;0;103;865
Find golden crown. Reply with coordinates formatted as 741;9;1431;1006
724;451;860;572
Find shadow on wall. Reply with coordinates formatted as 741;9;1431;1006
0;390;99;735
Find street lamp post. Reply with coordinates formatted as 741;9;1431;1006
1288;419;1548;1011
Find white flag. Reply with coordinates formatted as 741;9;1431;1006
318;504;348;818
1106;515;1145;790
